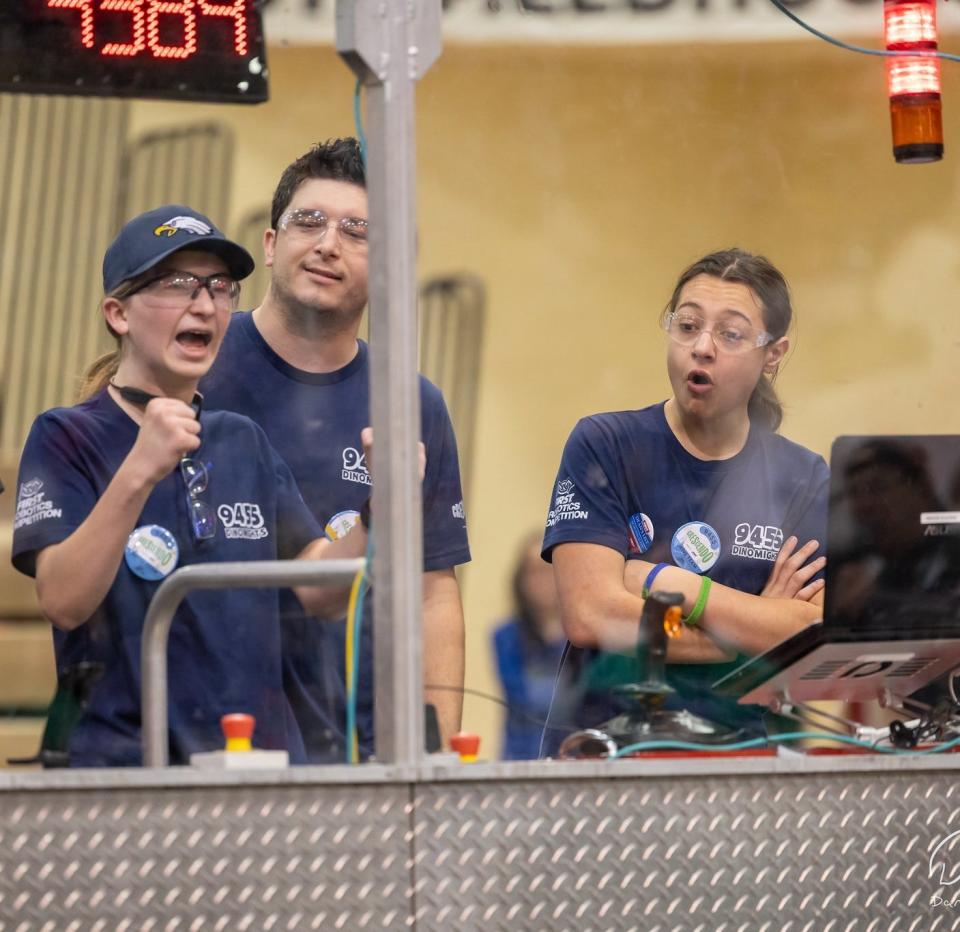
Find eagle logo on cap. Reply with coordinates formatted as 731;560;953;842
153;216;213;237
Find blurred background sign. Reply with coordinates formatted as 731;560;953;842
262;0;960;45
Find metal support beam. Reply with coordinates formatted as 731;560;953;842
141;559;365;767
336;1;442;766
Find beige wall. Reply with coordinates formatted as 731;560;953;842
53;39;960;756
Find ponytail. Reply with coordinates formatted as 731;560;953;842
747;373;783;432
77;273;148;401
78;347;120;401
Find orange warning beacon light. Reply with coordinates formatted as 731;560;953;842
885;0;944;163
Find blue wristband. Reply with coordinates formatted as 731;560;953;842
641;562;670;599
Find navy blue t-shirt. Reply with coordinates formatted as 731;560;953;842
11;390;323;767
201;312;471;760
541;401;829;749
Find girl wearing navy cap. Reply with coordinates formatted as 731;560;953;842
11;205;366;767
542;248;830;752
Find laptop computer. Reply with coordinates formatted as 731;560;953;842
713;435;960;706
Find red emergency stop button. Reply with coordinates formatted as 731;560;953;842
450;732;481;763
221;713;255;752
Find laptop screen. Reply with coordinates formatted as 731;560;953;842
824;436;960;636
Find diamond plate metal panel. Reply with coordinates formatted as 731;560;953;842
412;773;960;931
7;769;960;930
0;784;412;930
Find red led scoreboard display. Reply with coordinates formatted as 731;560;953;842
0;1;268;103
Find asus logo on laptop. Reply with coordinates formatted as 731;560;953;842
922;512;960;536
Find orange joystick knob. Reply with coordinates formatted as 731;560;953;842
450;731;481;763
221;713;255;752
663;605;684;638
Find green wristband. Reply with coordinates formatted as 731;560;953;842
683;576;712;627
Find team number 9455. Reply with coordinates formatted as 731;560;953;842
734;523;784;552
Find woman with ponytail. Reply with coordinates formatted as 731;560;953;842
541;248;829;752
11;205;368;767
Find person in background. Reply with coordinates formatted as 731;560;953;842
11;206;366;766
493;531;567;760
202;139;470;760
542;248;828;754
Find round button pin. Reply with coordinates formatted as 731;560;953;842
628;512;655;554
671;521;721;573
125;525;179;581
324;509;361;541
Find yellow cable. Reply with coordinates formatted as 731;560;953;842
344;566;365;764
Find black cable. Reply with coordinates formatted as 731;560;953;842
425;683;581;732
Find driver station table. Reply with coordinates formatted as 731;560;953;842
2;755;960;927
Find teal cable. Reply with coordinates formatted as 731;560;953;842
353;79;368;168
613;731;960;758
766;0;960;63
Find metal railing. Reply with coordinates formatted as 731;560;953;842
141;559;365;767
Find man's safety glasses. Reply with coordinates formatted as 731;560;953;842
278;208;369;247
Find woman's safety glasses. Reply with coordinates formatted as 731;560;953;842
129;271;241;310
663;311;773;355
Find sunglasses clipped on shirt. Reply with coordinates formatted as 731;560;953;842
180;457;217;541
179;390;216;542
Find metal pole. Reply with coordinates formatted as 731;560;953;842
336;1;442;766
141;559;364;767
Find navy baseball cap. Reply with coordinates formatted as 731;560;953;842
103;204;255;293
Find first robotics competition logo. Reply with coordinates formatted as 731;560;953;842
14;478;62;531
546;478;588;528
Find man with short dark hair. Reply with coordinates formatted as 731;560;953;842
202;138;469;760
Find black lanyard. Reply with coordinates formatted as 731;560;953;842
110;382;203;419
